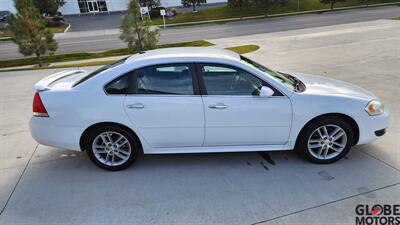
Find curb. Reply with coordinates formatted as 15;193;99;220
64;23;71;33
0;37;13;42
156;2;400;28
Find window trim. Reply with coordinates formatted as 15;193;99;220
195;63;284;97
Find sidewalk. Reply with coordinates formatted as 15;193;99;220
55;29;120;39
0;55;128;72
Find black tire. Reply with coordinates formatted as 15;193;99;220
295;116;354;164
85;125;139;171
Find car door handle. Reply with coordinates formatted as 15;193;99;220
209;103;227;109
126;103;144;109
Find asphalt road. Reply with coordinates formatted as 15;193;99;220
0;19;399;225
64;3;227;32
1;5;400;59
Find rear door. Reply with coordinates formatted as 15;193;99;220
123;63;205;148
198;63;292;146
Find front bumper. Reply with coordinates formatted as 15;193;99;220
374;128;386;137
356;110;390;145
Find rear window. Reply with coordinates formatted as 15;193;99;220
73;57;128;87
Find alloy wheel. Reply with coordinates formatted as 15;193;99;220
307;124;347;160
92;131;132;167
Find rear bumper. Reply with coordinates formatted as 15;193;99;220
29;117;83;151
356;110;390;145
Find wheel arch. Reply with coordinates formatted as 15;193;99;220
79;122;143;154
296;113;360;146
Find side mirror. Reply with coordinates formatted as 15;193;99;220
259;86;274;97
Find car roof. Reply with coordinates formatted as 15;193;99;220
124;47;241;64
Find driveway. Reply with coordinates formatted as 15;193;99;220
0;19;399;225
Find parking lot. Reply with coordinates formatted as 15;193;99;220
0;19;399;225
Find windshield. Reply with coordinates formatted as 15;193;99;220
240;56;295;91
73;57;128;87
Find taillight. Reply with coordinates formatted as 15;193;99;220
33;92;49;117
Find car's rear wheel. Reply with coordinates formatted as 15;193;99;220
295;116;354;163
85;126;139;171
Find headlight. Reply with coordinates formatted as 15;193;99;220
365;100;384;116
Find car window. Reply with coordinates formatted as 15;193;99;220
105;74;130;94
136;64;194;95
200;64;263;96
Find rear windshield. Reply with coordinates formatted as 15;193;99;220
73;57;128;87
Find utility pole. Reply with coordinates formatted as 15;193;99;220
297;0;300;13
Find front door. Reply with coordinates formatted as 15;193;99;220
124;63;204;148
198;63;292;146
87;1;99;13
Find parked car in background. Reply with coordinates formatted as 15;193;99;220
29;47;389;170
0;11;11;22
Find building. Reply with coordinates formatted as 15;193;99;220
2;0;130;15
1;0;225;15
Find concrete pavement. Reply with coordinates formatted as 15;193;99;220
1;5;400;59
0;18;399;225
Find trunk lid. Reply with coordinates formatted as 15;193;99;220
33;70;88;91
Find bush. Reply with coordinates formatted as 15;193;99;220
46;16;65;27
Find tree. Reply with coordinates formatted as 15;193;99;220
33;0;65;16
228;0;250;18
120;0;159;53
228;0;287;16
8;0;58;66
361;0;369;6
181;0;207;12
255;0;288;16
319;0;346;10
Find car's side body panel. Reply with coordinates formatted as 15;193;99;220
29;48;390;155
202;96;292;146
124;95;205;148
284;93;389;150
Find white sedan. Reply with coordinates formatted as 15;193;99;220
29;47;389;170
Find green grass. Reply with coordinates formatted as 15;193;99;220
0;43;260;72
0;30;12;38
152;0;400;25
47;24;69;33
390;16;400;20
39;61;117;70
0;40;214;69
225;45;260;54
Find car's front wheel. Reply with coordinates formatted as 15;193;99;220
295;116;354;164
85;125;139;171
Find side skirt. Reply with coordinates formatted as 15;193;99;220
144;144;293;154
